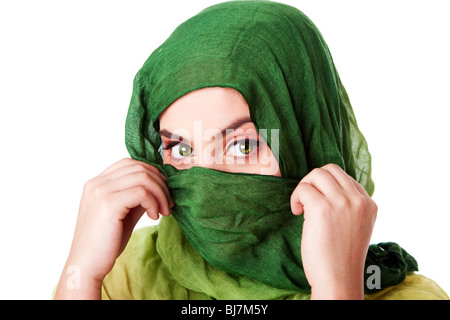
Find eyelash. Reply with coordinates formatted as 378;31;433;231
163;141;182;151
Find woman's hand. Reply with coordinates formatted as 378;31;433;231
54;158;173;299
290;163;377;300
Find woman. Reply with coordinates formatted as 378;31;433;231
54;1;448;299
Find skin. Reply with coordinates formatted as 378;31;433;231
55;87;377;300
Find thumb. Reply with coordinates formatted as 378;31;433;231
290;188;304;215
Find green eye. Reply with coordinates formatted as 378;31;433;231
178;144;193;157
166;141;195;161
238;140;253;155
229;139;259;156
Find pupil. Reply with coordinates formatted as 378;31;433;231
239;140;252;154
179;145;191;156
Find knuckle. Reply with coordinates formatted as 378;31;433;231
352;195;366;212
134;170;152;182
113;157;132;168
120;157;133;164
309;167;324;178
324;163;341;171
92;183;107;199
311;167;323;174
134;163;147;171
290;191;297;203
372;207;378;222
134;162;147;171
372;200;378;214
83;178;104;198
83;179;94;193
368;199;378;220
135;186;148;197
132;161;155;173
335;195;351;211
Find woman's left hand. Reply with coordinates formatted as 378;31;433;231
290;163;378;299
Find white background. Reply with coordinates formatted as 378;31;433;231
0;0;449;299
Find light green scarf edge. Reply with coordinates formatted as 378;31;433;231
156;215;311;300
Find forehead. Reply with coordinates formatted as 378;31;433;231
158;87;250;133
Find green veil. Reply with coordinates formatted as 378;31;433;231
125;0;417;296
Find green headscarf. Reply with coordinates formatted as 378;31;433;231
125;0;417;296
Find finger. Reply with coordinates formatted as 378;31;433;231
98;158;135;176
320;163;360;194
349;175;371;198
300;167;344;199
290;182;325;216
107;186;159;221
100;163;172;206
99;171;171;216
99;158;167;181
290;186;304;215
320;164;371;201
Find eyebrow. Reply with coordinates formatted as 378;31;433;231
158;116;253;140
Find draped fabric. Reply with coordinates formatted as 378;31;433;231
125;0;418;295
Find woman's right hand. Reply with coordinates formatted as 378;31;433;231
54;158;173;299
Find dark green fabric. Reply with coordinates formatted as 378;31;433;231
164;165;307;292
163;165;418;294
125;0;418;296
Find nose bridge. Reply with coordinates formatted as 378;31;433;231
198;138;224;169
195;124;224;168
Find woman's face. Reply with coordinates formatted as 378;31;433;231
158;87;281;176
